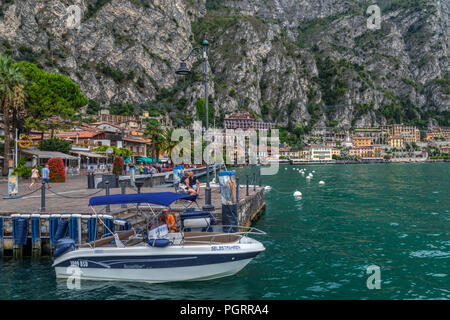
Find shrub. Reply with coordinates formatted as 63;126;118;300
39;138;72;154
47;158;66;183
12;166;42;178
113;156;123;175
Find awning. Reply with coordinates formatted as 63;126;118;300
70;150;108;158
22;149;77;160
89;192;197;207
136;156;161;163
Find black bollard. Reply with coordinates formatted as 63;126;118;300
87;172;95;189
120;180;127;209
40;183;46;212
246;174;249;196
105;181;110;213
236;177;239;203
150;173;153;188
259;170;262;187
136;181;144;194
253;173;256;191
135;181;144;207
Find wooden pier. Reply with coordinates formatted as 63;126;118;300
0;173;266;257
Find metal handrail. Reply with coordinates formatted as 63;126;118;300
179;225;266;246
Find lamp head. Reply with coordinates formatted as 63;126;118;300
175;60;191;76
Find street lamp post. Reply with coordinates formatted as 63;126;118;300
121;129;125;175
176;40;214;211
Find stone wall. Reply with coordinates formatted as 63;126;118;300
238;188;266;227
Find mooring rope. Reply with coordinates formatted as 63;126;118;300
46;188;104;199
265;187;295;195
1;187;42;198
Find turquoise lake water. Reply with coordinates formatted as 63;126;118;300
0;163;449;299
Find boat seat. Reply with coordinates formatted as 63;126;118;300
182;232;241;245
79;229;135;248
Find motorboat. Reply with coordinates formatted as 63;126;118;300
52;192;266;283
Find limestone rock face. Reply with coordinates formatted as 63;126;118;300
0;0;448;129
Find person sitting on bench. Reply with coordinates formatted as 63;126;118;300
188;171;200;194
181;172;197;195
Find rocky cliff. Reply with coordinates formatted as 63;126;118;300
0;0;448;131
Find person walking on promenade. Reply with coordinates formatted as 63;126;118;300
41;164;51;189
129;163;136;187
29;166;40;189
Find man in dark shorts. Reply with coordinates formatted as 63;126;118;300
188;171;200;194
41;164;51;188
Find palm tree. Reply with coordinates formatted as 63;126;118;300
159;128;180;165
0;55;27;175
144;118;162;161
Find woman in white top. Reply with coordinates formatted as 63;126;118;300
29;166;40;189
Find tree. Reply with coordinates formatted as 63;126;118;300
144;118;162;160
39;138;72;154
0;54;27;175
93;145;133;158
14;61;88;137
158;128;179;164
195;98;215;127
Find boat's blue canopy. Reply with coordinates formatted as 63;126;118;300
89;192;197;207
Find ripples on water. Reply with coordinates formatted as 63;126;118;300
0;163;449;300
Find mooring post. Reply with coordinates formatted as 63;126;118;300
76;214;82;245
253;173;256;192
246;174;249;196
105;181;111;213
12;216;26;259
49;215;60;252
40;182;46;212
135;181;144;208
120;180;127;208
31;215;41;258
236;177;240;204
88;217;96;243
136;181;143;194
0;216;3;257
259;170;262;187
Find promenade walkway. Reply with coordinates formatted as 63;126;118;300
0;175;261;215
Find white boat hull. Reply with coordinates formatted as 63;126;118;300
53;237;265;283
55;258;254;283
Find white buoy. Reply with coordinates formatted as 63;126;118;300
312;170;316;173
293;190;302;198
264;186;272;191
319;181;325;185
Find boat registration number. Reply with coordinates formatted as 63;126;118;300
70;260;89;268
211;245;240;251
